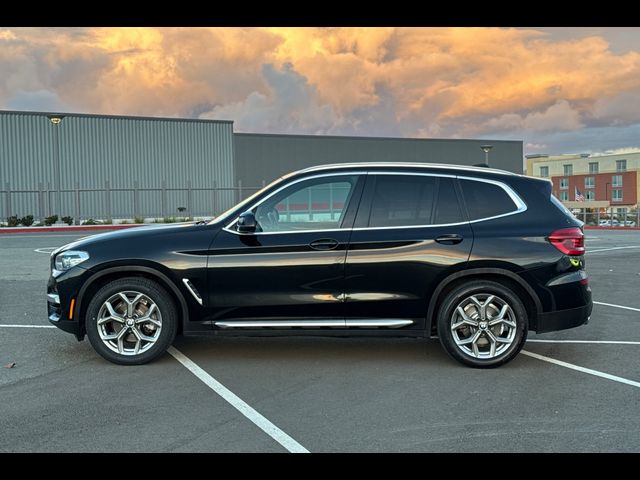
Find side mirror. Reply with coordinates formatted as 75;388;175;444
237;211;257;234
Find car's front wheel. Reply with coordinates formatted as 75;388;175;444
85;277;178;365
437;280;528;368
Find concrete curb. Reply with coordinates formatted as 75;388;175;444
0;224;146;234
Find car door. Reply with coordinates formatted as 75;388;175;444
344;172;473;328
206;173;365;324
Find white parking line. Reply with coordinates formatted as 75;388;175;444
527;339;640;345
594;301;640;313
521;350;640;389
0;324;57;328
168;346;309;453
587;245;640;254
34;247;57;254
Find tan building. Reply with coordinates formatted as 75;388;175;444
526;150;640;225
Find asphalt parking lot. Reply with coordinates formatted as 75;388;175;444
1;229;640;452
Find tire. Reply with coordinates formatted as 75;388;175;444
85;277;178;365
437;280;528;368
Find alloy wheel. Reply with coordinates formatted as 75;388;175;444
96;290;162;356
450;294;517;359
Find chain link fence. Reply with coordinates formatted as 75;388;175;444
570;207;640;227
0;180;266;225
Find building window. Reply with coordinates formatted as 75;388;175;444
559;191;569;201
589;162;599;174
612;175;623;187
560;178;569;190
612;189;623;202
616;159;627;172
586;190;595;201
585;177;595;189
563;164;573;176
539;166;549;178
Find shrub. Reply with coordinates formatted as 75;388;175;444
61;216;73;225
44;215;58;226
163;216;176;223
7;215;20;227
134;216;145;224
82;218;101;225
19;215;34;226
103;219;113;225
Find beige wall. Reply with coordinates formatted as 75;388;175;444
526;151;640;209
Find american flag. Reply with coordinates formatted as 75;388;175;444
575;186;585;202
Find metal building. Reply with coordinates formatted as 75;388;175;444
1;109;523;223
0;111;235;222
234;133;523;187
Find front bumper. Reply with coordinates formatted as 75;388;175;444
536;301;593;334
47;267;88;340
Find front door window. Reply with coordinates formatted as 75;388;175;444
254;176;358;232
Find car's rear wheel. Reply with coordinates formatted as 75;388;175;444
85;277;178;365
437;280;528;368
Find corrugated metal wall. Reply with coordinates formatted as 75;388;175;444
234;133;524;186
0;113;56;218
0;111;235;221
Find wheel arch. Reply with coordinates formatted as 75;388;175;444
426;267;542;336
74;265;189;334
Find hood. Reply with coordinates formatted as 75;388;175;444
52;222;205;256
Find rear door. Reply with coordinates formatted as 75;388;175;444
344;172;473;328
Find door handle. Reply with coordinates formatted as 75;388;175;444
309;238;340;250
435;234;464;245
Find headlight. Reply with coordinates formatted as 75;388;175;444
53;250;89;276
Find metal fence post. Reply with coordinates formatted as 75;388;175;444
133;180;140;220
47;182;52;218
262;180;266;188
161;180;167;218
105;179;112;223
4;182;11;220
187;180;192;220
74;181;80;225
38;182;45;224
212;180;217;216
238;179;243;203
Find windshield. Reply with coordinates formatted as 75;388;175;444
209;175;287;224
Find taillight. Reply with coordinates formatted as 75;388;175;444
548;227;585;256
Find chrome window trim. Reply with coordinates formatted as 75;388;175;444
222;170;527;236
223;171;367;235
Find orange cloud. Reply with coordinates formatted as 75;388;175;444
2;26;640;142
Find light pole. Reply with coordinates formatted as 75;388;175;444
480;144;493;167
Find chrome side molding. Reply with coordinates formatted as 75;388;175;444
214;319;414;329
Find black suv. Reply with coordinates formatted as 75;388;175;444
47;163;592;368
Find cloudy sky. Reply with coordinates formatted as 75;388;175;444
1;27;640;155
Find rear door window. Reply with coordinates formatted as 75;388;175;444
359;174;465;227
367;175;437;228
434;177;464;224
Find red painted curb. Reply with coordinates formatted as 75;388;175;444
584;226;640;230
0;224;145;234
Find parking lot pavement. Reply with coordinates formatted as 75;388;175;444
1;229;640;452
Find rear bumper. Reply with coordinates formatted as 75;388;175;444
536;301;592;334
